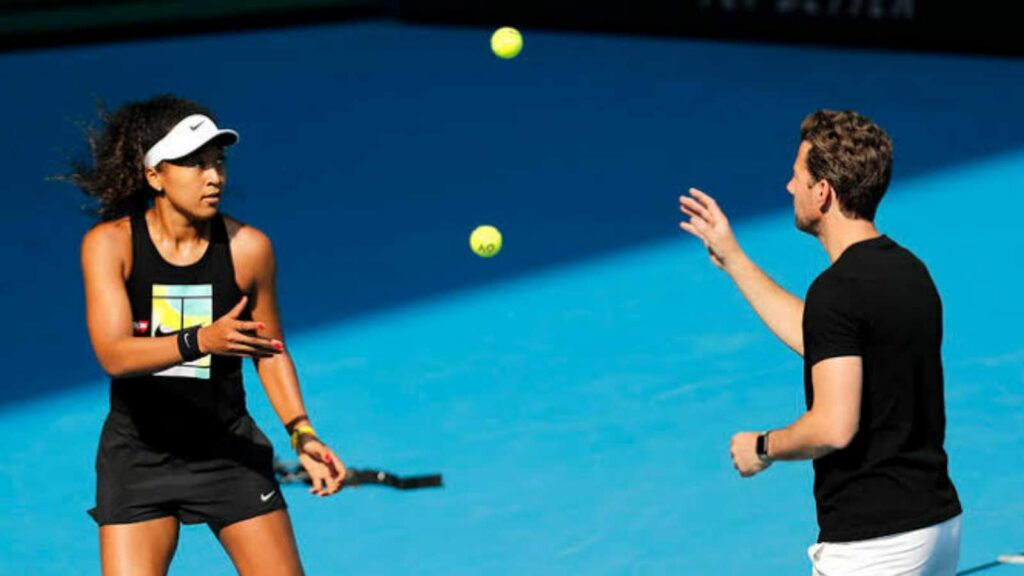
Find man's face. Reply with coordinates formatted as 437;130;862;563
786;141;821;235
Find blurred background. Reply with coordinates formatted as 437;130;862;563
1;1;1021;574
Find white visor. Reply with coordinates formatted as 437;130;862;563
143;114;239;168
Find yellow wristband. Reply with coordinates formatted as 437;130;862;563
291;424;317;450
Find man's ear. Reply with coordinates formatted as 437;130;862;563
817;179;834;214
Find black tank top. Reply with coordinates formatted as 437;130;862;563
110;211;249;452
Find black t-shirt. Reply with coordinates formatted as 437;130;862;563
803;235;961;543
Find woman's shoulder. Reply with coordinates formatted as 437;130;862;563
222;214;274;263
81;215;132;256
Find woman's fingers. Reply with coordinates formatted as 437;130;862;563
231;332;282;353
235;320;267;332
223;343;277;358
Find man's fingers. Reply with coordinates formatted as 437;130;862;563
679;221;705;240
680;196;715;224
689;188;728;223
680;203;712;233
689;187;717;208
679;202;703;221
689;214;712;236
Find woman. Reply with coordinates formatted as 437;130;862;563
72;94;344;575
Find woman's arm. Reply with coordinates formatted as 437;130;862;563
234;225;346;496
82;221;283;378
82;221;183;377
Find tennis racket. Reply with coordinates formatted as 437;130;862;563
957;552;1024;575
273;458;443;490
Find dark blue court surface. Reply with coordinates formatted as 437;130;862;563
1;20;1021;575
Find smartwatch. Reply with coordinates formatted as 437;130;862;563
756;431;772;462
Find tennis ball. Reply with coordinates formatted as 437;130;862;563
490;27;522;59
470;225;502;258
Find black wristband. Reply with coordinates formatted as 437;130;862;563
177;325;203;362
284;414;309;434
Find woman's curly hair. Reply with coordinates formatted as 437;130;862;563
65;95;216;220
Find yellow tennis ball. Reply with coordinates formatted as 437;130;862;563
470;225;502;258
490;27;522;59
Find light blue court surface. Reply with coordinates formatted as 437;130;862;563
1;20;1022;575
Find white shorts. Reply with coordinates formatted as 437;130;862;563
808;515;962;576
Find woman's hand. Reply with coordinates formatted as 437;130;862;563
297;437;346;497
198;296;284;358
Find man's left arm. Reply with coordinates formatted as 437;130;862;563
731;356;862;477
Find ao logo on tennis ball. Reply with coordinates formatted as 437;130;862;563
470;225;502;258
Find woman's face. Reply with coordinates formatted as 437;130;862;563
147;143;227;220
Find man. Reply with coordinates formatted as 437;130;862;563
679;110;962;575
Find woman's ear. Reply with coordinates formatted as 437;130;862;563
144;165;163;192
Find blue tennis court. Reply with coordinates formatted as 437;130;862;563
1;20;1021;574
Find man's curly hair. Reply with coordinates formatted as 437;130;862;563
800;110;893;221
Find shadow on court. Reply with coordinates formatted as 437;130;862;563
1;21;1023;405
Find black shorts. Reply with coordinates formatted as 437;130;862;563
89;410;286;534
